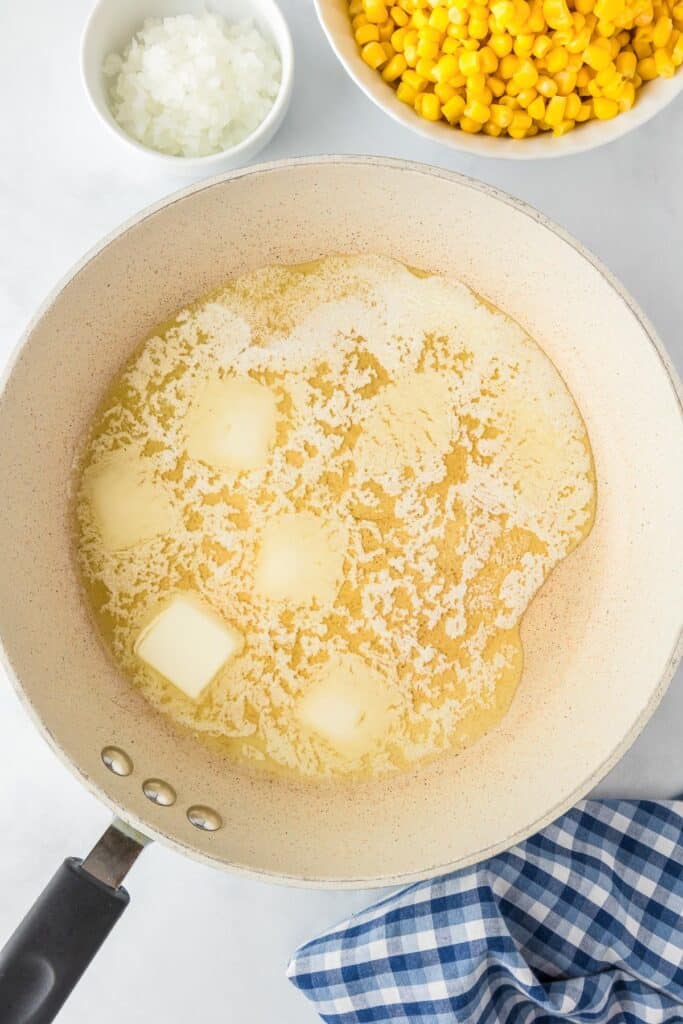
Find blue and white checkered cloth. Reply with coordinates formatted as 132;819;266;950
289;800;683;1023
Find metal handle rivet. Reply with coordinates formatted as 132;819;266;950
101;746;133;777
187;805;222;831
142;779;177;806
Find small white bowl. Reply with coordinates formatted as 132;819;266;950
81;0;294;175
315;0;683;160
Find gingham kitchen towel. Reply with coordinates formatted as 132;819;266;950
288;800;683;1023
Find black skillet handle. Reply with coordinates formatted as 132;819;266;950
0;824;145;1024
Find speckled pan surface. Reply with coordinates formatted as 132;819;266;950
0;157;681;887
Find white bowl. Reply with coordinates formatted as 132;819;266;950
315;0;683;159
81;0;294;175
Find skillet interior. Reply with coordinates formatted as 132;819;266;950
0;157;681;886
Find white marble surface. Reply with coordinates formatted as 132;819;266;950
0;1;681;1021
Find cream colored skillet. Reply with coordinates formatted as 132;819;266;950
0;158;681;1022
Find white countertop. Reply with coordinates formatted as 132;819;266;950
0;2;682;1021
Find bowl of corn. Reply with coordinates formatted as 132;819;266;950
315;0;683;156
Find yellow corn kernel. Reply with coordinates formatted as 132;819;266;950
402;68;427;89
469;17;490;36
545;47;569;71
506;78;522;94
594;0;625;18
396;79;418;103
464;98;492;122
517;86;539;105
564;91;582;117
654;45;676;72
390;5;410;25
637;54;658;75
597;18;615;34
595;63;619;85
447;6;468;26
619;80;636;107
674;33;683;63
415;55;436;78
543;0;573;27
417;36;440;58
584;40;613;68
378;19;395;39
514;58;539;86
391;27;408;49
633;37;653;57
382;53;408;79
545;93;567;122
442;93;467;121
459;50;481;75
442;36;461;52
397;0;414;10
490;33;514;58
434;81;457;101
447;23;469;40
528;94;547;117
459;115;484;131
489;75;507;95
416;91;442;119
349;0;364;14
575;0;595;11
364;0;389;23
554;68;578;92
528;2;547;31
361;40;388;67
653;14;673;43
462;37;480;49
567;27;593;54
490;101;515;125
499;53;520;78
499;93;521;106
533;35;553;57
429;5;450;30
593;95;619;116
576;66;592;87
673;1;683;19
412;9;429;29
635;24;654;44
513;34;536;56
552;118;576;134
491;0;515;20
356;23;381;44
352;13;369;29
432;53;459;80
575;99;593;119
537;74;559;95
479;46;499;72
615;50;638;75
511;109;533;128
467;70;488;91
483;121;503;134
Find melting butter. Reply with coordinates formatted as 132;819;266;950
75;255;596;779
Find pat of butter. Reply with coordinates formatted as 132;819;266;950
184;375;277;473
254;512;348;605
83;449;176;551
297;653;396;758
135;594;243;700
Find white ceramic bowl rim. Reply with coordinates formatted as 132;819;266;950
80;0;294;167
